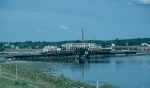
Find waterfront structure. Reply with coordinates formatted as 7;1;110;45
112;46;150;51
43;45;61;52
138;46;150;50
60;29;99;50
112;46;138;51
141;43;150;47
89;46;102;51
64;43;96;50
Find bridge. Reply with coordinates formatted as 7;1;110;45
2;49;137;63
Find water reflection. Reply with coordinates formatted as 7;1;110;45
3;54;150;88
52;55;150;88
113;56;150;70
87;58;110;63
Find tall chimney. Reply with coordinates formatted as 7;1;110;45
82;29;84;43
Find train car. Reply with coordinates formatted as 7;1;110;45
89;49;111;55
45;50;75;56
47;51;56;55
56;50;75;56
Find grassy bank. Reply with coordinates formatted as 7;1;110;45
0;77;34;88
0;64;119;88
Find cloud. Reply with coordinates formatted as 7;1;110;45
43;30;47;32
138;0;150;5
59;25;69;30
127;2;132;5
36;29;47;32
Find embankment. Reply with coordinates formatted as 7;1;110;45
0;63;119;88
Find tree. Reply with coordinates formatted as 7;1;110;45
0;43;3;48
128;42;134;46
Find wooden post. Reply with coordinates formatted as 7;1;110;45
16;65;17;80
96;80;98;88
0;64;1;78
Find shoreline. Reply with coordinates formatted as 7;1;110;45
0;62;119;88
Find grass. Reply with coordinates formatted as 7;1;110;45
0;77;34;88
0;64;119;88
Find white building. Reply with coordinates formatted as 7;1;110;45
89;46;102;51
43;45;61;52
141;43;150;47
63;43;97;50
16;46;19;49
111;43;115;47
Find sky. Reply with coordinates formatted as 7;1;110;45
0;0;150;42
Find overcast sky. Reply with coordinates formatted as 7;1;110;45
0;0;150;42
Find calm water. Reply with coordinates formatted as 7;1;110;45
3;55;150;88
51;55;150;88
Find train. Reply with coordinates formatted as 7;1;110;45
41;48;111;56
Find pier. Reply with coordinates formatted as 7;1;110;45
2;49;137;63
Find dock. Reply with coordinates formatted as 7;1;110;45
1;50;137;63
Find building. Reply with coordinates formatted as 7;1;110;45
43;45;61;52
62;29;101;50
138;46;150;50
112;46;150;51
112;46;139;51
89;46;102;51
63;43;97;50
141;43;150;47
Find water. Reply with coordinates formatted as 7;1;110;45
3;55;150;88
51;55;150;88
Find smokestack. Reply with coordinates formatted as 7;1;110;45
82;29;84;43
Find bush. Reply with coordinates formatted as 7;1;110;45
14;80;20;85
21;81;27;85
0;85;6;88
60;74;64;78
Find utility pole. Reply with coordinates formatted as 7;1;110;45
16;65;17;80
0;64;1;78
88;80;99;88
96;80;98;88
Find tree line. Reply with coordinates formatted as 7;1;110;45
0;38;150;51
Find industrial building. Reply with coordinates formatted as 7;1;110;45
64;43;96;50
62;29;101;50
112;46;150;51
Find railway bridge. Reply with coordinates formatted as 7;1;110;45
3;49;137;63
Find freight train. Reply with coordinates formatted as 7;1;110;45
41;48;111;56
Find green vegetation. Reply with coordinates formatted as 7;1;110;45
0;38;150;51
0;77;34;88
0;64;119;88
